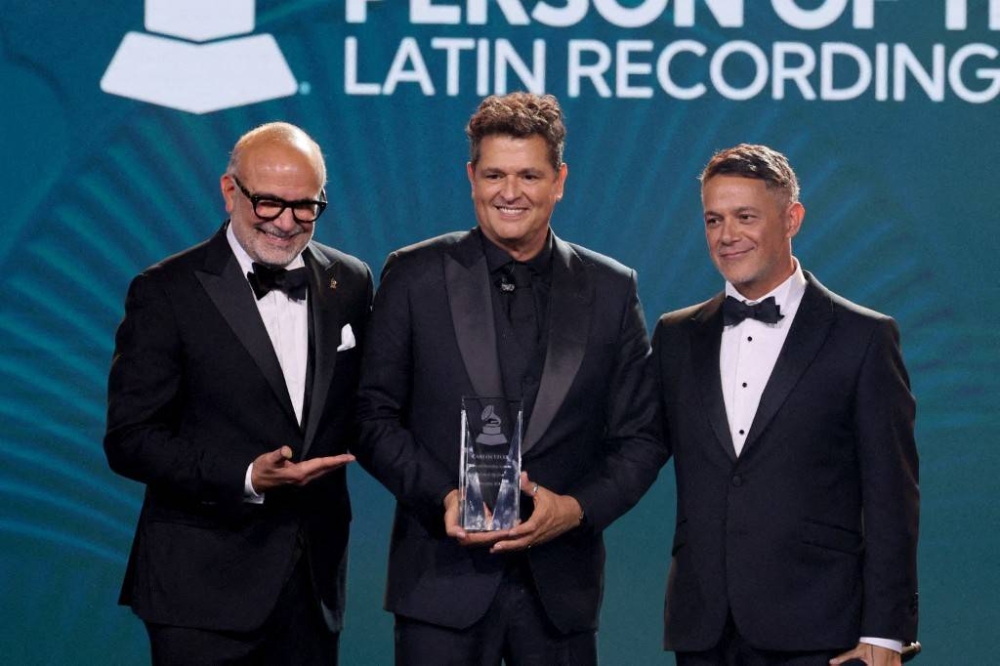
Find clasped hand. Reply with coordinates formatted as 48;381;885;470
251;445;355;492
444;472;582;552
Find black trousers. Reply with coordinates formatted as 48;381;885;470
394;562;597;666
145;553;338;666
676;614;855;666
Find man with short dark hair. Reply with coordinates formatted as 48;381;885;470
354;92;667;665
650;144;919;666
105;122;372;664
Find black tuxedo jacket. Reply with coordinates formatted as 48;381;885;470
104;225;372;633
651;272;919;652
354;229;666;633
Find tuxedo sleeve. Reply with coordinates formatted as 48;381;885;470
353;253;456;512
104;271;249;503
566;270;670;532
855;316;919;641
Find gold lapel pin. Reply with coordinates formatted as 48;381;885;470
329;278;338;291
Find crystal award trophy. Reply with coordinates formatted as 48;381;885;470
459;397;522;531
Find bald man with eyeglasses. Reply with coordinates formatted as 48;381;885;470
105;122;372;665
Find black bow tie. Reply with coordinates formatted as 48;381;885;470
247;262;309;301
722;295;784;326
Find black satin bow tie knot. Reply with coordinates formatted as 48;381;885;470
722;295;784;326
247;262;309;301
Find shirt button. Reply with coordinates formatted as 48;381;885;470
742;382;748;388
747;336;753;342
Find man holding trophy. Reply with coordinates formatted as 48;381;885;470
354;92;666;665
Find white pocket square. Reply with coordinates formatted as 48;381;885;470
337;323;356;352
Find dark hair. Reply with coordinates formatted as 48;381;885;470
466;92;566;171
700;143;799;202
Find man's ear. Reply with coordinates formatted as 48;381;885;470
221;174;237;213
555;162;568;201
786;201;805;240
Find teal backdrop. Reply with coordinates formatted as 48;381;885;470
2;1;997;663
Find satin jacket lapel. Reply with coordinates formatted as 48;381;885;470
195;229;297;424
444;232;503;400
523;237;590;455
691;295;737;462
301;244;344;457
742;277;835;454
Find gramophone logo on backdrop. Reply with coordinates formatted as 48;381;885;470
101;0;297;114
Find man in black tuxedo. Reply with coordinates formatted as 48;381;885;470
104;122;372;665
650;144;919;666
354;92;666;665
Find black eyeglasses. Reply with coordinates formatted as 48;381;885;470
230;175;327;223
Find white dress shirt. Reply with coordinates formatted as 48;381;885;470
720;263;807;458
719;258;901;654
226;226;309;502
